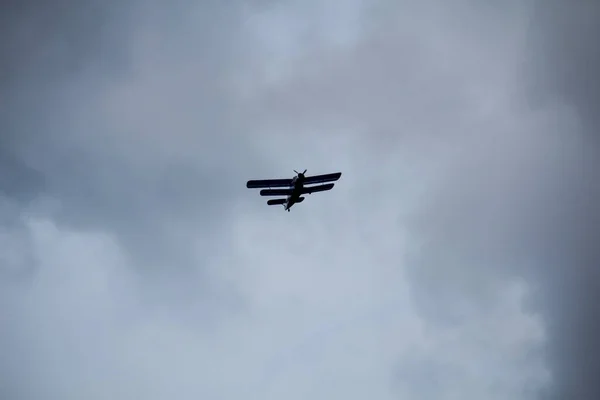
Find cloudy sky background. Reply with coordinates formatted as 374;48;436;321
1;0;598;399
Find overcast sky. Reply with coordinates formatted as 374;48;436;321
1;0;598;399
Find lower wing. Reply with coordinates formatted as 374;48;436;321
260;188;294;196
301;183;334;194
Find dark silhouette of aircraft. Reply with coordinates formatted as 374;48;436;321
246;169;342;211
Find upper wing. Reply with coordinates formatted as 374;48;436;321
246;178;292;188
303;172;342;185
260;188;294;196
301;183;334;194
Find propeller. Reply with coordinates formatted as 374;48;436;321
294;169;307;178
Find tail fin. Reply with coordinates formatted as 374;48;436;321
267;198;287;206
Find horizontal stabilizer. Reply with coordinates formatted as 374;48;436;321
303;172;342;185
260;188;294;196
267;198;287;206
247;178;292;188
301;183;334;194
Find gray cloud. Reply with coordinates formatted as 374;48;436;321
0;0;133;87
402;1;600;399
1;3;261;395
525;0;600;137
2;0;596;399
1;0;266;273
245;1;599;398
522;2;600;398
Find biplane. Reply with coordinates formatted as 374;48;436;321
246;169;342;211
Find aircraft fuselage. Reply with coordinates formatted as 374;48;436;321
284;174;305;211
